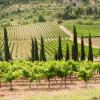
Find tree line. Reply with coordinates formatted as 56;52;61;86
55;25;93;62
3;25;93;62
61;5;100;20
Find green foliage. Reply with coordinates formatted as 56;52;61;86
65;44;70;61
57;35;63;60
54;51;57;61
73;25;78;61
64;20;100;37
40;37;46;61
38;15;46;22
31;39;34;62
81;36;85;61
0;60;100;89
88;34;93;61
34;38;39;61
4;27;11;61
78;61;94;87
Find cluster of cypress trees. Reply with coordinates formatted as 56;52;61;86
31;37;46;62
4;26;93;62
55;26;93;62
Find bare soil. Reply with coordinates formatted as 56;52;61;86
59;25;100;48
0;77;100;100
84;37;100;48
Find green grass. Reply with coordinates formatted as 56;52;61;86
63;19;100;37
24;88;100;100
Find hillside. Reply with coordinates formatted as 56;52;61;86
0;22;99;60
0;22;66;60
0;0;100;5
0;0;99;60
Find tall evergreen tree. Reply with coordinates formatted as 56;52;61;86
4;27;11;61
65;44;70;61
88;34;93;61
40;37;46;61
73;25;78;61
34;38;39;61
31;39;34;62
72;45;74;60
81;36;85;61
57;35;63;60
54;51;57;61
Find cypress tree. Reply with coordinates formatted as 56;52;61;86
4;27;11;61
34;38;39;61
40;37;46;61
72;45;75;60
81;36;85;61
54;51;57;61
31;39;34;62
65;44;70;61
73;25;78;61
88;34;93;61
57;35;63;60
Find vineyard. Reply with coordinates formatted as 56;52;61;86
0;60;100;90
0;21;100;60
0;22;66;60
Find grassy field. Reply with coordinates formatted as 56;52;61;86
63;19;100;37
1;88;100;100
24;88;100;100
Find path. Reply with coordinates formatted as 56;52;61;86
59;25;100;61
59;25;100;49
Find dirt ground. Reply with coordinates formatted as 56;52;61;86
0;79;100;100
59;25;100;48
84;37;100;48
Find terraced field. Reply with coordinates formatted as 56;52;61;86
0;22;67;60
0;22;100;60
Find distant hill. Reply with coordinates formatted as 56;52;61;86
0;0;100;5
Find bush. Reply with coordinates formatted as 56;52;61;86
38;15;46;22
57;19;62;24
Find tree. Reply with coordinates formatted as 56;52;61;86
82;0;89;4
38;15;46;22
56;61;70;87
86;6;93;15
40;37;46;61
57;35;63;60
31;39;34;62
81;36;85;61
78;61;94;88
65;44;70;61
73;25;78;61
34;38;39;61
3;62;20;90
56;61;66;87
88;34;93;61
4;27;11;61
72;45;74;60
54;51;58;61
43;61;57;88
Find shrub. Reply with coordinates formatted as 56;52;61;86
38;15;46;22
